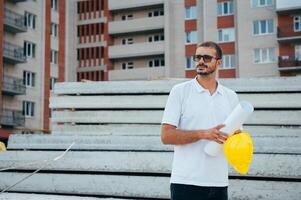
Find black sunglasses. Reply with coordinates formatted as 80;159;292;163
193;54;219;63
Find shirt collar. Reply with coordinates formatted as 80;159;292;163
193;77;224;96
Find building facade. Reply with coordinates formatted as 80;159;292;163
66;0;301;82
0;0;66;139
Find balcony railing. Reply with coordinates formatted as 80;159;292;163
0;109;25;127
277;25;301;41
2;75;26;95
3;41;26;64
278;55;301;68
4;8;27;33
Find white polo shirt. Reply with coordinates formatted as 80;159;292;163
162;77;239;187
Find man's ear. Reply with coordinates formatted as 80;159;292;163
216;59;222;67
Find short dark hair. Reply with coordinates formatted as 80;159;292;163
197;41;223;59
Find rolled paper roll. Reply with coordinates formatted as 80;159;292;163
204;101;254;157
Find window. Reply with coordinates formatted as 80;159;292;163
121;14;133;21
51;0;58;11
23;71;35;87
295;45;301;61
122;62;134;70
186;56;194;69
50;77;57;90
22;101;35;117
218;28;235;42
222;55;235;69
148;58;165;67
185;6;197;19
51;23;58;37
24;41;36;58
253;19;274;35
148;9;164;17
24;12;36;29
251;0;273;7
294;16;301;32
254;47;275;63
51;49;58;64
186;31;197;44
148;34;164;42
121;38;133;45
217;1;234;16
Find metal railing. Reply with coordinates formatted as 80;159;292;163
2;75;26;95
278;55;301;67
3;41;26;63
0;109;25;127
4;8;27;32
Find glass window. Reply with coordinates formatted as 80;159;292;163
149;58;165;68
222;55;235;69
294;16;301;32
253;48;275;63
50;77;57;91
251;0;273;7
186;31;197;44
23;71;35;87
253;19;274;35
217;1;234;16
218;28;235;42
25;12;36;29
186;56;194;69
22;101;35;117
51;23;58;37
185;6;197;19
51;0;58;11
51;49;58;64
24;41;36;58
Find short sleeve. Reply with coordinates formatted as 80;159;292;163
161;86;182;127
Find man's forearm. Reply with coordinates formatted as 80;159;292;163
161;128;207;145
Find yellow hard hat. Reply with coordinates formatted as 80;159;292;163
0;142;6;152
224;131;253;175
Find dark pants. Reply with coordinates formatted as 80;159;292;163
170;183;228;200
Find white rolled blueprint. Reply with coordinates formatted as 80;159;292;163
204;101;254;157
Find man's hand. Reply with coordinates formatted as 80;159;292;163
204;124;228;144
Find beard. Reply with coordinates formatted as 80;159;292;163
196;64;216;76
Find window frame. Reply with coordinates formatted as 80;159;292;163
253;19;274;36
24;41;36;58
218;28;235;42
217;1;234;16
253;47;276;64
185;6;197;19
24;11;36;29
23;71;35;87
221;55;235;69
22;101;35;117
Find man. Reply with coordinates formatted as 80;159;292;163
161;41;239;200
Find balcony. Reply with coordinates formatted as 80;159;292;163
277;25;301;43
0;109;25;127
276;0;301;14
109;16;164;35
109;0;164;11
109;66;165;80
3;41;26;64
109;41;165;59
278;55;301;71
4;8;27;33
2;76;26;96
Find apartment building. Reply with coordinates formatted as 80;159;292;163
66;0;300;82
0;0;66;140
